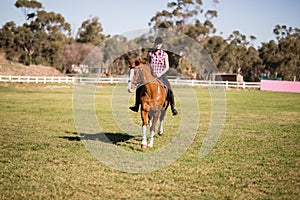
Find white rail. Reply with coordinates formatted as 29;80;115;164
0;75;261;89
0;75;75;84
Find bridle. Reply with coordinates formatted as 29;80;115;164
128;65;159;92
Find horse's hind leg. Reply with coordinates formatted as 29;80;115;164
158;109;166;135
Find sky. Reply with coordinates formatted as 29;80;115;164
1;0;300;47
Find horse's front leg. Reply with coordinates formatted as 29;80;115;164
148;110;160;148
141;110;149;148
158;108;166;135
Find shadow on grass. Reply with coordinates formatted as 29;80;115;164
59;135;81;141
60;131;135;144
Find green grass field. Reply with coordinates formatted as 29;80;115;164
0;84;299;199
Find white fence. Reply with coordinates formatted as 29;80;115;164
0;75;261;89
0;75;75;84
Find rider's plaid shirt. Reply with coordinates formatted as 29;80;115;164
149;50;166;75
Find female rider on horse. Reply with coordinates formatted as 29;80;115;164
129;37;178;116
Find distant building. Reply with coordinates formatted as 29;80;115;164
71;64;89;74
213;73;244;82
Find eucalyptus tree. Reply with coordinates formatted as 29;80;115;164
149;0;218;41
76;17;106;46
259;25;300;80
148;0;219;78
0;0;71;68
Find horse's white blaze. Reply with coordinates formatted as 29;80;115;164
127;68;135;93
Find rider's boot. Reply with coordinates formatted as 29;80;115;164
169;90;178;116
129;87;142;112
129;104;139;112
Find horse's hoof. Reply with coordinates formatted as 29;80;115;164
147;143;153;148
141;144;148;149
158;131;163;136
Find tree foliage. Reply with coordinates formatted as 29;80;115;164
76;17;106;45
15;0;42;20
148;0;299;81
0;0;71;69
0;0;299;80
149;0;217;40
62;43;94;73
259;26;300;80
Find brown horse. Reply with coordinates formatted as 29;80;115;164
128;58;169;148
